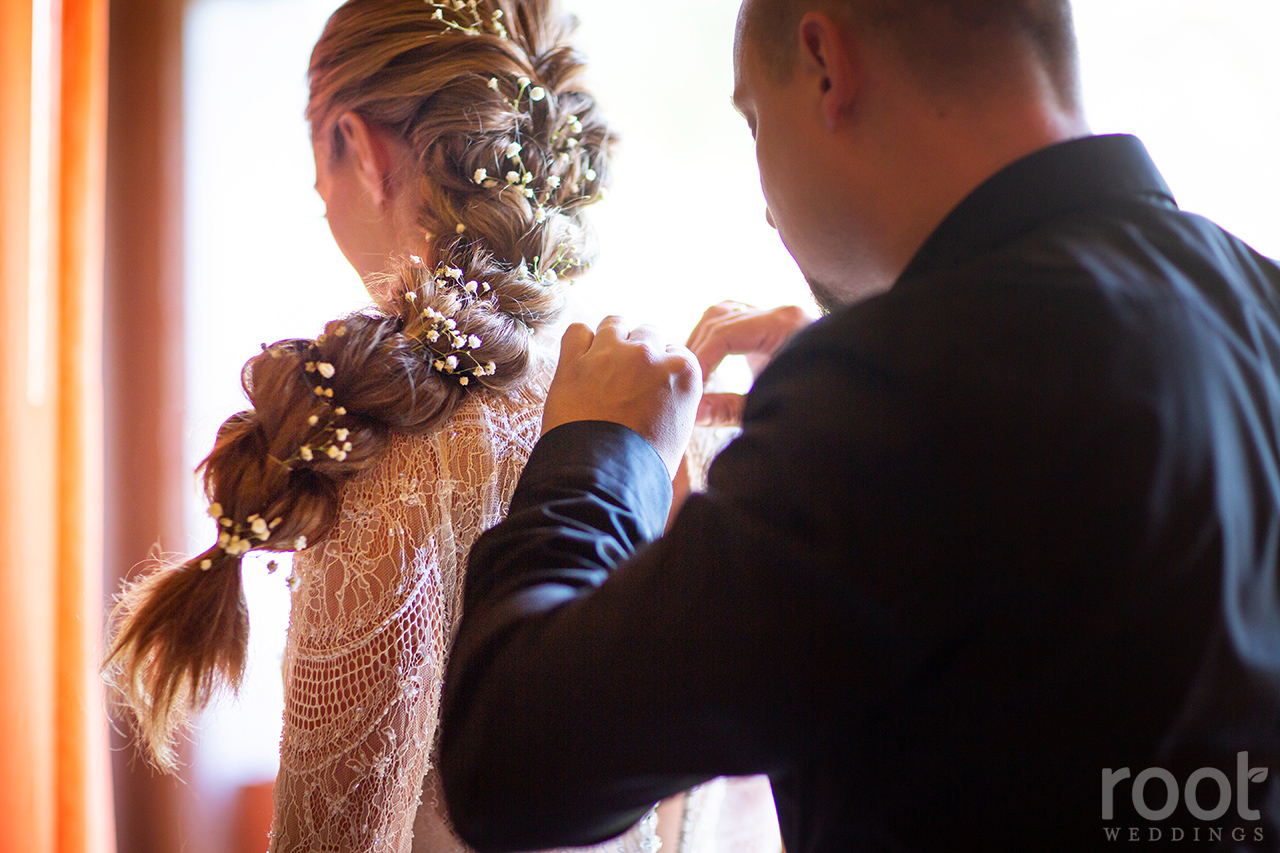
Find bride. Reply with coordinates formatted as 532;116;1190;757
102;0;747;850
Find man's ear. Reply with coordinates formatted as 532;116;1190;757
797;12;860;132
336;112;395;209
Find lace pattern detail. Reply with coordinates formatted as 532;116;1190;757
269;363;660;853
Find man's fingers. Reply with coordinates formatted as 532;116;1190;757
559;323;596;363
626;324;667;348
593;315;631;344
697;392;747;427
686;304;815;381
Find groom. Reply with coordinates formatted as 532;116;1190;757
440;0;1280;850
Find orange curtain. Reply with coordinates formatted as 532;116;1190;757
0;0;113;851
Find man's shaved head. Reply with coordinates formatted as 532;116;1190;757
739;0;1080;108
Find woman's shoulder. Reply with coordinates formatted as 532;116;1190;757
387;352;553;468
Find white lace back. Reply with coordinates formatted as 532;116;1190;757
270;363;657;853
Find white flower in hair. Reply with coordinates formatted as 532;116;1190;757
335;428;350;442
530;87;546;102
505;142;522;160
473;168;488;184
317;362;336;379
445;355;459;371
299;446;314;461
517;76;530;89
208;502;223;519
585;168;597;181
506;171;521;184
467;334;482;349
459;376;470;386
488;77;500;91
546;175;561;189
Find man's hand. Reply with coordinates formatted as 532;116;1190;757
686;302;816;427
543;317;702;478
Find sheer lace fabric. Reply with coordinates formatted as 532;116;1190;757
270;367;658;853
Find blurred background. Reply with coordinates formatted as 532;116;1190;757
1;1;1277;851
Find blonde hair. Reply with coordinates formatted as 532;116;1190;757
105;0;612;770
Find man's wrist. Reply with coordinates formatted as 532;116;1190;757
518;420;674;541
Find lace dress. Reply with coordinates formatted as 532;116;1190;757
268;364;659;853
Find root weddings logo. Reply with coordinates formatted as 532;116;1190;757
1102;753;1270;843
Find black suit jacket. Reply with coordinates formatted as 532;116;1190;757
439;135;1280;851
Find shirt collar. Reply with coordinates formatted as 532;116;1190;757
897;134;1178;285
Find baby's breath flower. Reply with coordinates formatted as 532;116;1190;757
467;334;482;349
200;559;213;571
317;362;336;379
456;222;467;234
208;502;223;519
335;407;347;416
530;87;546;102
327;445;341;459
335;428;350;442
308;415;319;426
445;355;459;371
506;171;521;184
459;376;470;386
295;535;308;551
299;446;314;461
585;168;598;181
488;77;500;91
505;142;522;160
517;76;530;89
546;175;561;189
473;168;488;184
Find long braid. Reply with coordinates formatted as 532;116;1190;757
104;0;614;770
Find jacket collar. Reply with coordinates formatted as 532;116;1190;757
897;134;1177;285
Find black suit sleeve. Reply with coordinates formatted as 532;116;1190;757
438;322;916;851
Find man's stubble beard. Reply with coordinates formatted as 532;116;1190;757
806;275;847;316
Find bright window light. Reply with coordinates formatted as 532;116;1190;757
183;0;1280;804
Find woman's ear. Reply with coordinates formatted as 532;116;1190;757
797;12;861;132
336;112;396;209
